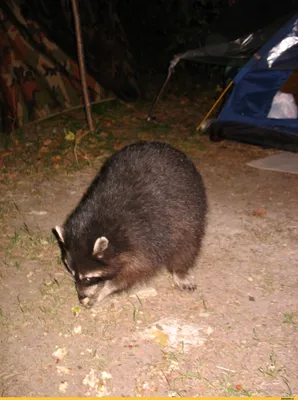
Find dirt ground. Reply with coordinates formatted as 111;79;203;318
0;97;298;397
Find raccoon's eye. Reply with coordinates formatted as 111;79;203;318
82;277;104;285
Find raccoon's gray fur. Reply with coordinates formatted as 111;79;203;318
54;141;207;308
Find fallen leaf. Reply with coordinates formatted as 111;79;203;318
76;129;86;136
72;306;81;315
151;330;169;346
252;208;267;217
65;131;76;141
52;155;61;162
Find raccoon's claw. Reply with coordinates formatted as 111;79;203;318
180;282;197;292
173;272;197;292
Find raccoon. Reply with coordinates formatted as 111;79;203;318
54;141;207;308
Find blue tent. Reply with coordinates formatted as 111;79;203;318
210;12;298;152
148;0;298;151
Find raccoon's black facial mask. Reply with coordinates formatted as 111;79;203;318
79;276;104;286
54;226;113;307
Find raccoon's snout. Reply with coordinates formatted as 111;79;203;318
78;293;91;307
78;293;87;301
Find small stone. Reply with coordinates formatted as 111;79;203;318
52;347;68;361
199;312;210;317
73;325;82;334
206;326;213;336
58;381;68;393
101;371;112;380
57;366;71;375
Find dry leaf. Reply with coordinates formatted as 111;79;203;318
252;208;267;217
151;330;169;346
52;155;61;162
65;131;76;141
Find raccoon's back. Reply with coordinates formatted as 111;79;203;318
99;141;205;201
65;141;207;252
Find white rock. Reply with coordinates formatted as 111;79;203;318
206;326;214;336
57;366;71;375
58;381;68;393
101;371;112;380
52;346;68;360
73;325;82;334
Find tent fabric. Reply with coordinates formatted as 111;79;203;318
210;122;298;152
21;0;140;103
210;12;298;151
0;0;140;134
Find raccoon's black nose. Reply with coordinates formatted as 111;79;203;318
78;294;91;308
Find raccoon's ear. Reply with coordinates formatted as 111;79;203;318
93;236;109;258
54;226;65;243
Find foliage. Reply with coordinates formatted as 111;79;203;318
118;0;229;71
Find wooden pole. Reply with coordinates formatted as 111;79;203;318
71;0;95;132
196;80;233;131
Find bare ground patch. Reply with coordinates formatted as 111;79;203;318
0;99;297;397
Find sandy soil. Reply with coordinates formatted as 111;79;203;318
0;113;297;397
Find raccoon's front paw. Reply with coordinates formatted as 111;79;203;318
173;272;197;292
79;296;96;309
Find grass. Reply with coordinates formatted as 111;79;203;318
258;351;285;378
0;94;206;184
161;350;180;363
129;294;144;324
11;231;21;246
1;227;60;275
283;312;297;325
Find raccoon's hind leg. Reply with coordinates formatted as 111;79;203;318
173;270;197;292
167;252;199;292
